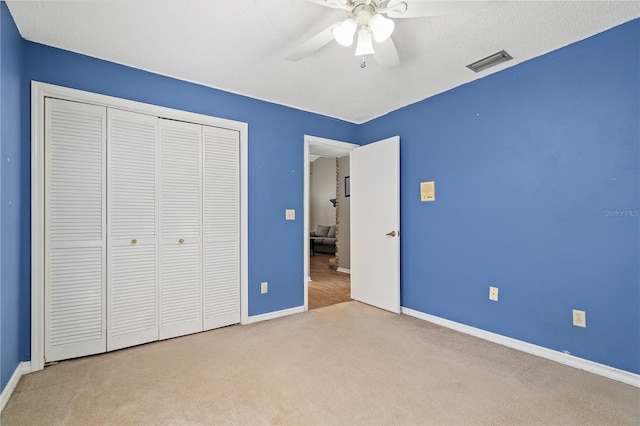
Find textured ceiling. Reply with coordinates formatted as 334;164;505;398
7;1;639;124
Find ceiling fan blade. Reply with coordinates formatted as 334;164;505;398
286;23;339;61
307;0;350;9
373;37;399;69
386;0;490;18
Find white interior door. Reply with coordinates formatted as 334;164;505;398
107;109;159;351
350;136;400;313
159;119;203;339
44;98;107;361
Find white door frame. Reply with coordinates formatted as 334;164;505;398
31;81;249;371
303;135;358;311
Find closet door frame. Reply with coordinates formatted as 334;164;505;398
31;81;249;372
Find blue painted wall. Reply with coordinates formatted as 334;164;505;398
1;1;24;391
358;19;640;374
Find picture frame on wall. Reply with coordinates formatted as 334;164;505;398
345;176;350;197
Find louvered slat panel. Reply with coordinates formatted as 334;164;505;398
159;243;202;339
203;127;239;240
159;119;202;340
107;109;159;351
48;107;104;242
109;111;156;240
108;245;157;349
203;241;240;330
202;126;240;330
45;99;106;362
48;248;103;346
160;123;201;239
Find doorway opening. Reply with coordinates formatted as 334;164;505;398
304;136;358;311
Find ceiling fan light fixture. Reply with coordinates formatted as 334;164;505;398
333;18;357;46
369;13;394;43
355;28;375;56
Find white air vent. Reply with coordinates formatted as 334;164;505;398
467;50;513;73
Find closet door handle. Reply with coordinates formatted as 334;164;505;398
131;239;137;245
178;238;184;244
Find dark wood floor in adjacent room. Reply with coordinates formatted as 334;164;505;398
308;253;351;310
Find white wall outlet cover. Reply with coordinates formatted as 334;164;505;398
489;286;499;301
573;309;586;328
285;209;295;220
261;282;268;294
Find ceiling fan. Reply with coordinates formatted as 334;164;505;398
287;0;489;68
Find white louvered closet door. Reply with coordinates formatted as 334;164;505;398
107;109;159;351
45;98;107;362
203;126;240;330
159;119;203;339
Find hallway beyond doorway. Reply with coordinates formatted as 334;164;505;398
308;253;351;310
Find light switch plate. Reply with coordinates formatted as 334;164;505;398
285;209;295;220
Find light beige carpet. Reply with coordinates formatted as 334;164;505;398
2;301;639;425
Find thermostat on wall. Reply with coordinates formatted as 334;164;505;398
421;181;435;202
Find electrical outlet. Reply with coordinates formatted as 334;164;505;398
261;282;268;294
285;209;295;220
573;309;586;328
489;286;499;301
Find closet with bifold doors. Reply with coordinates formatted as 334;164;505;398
44;98;240;362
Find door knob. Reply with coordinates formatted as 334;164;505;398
178;238;184;244
131;239;137;245
386;231;397;237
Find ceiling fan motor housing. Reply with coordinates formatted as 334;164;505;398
352;3;376;23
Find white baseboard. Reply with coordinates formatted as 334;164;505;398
1;361;31;412
337;267;351;274
246;306;305;324
401;307;640;388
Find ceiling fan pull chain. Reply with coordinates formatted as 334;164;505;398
360;56;367;68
